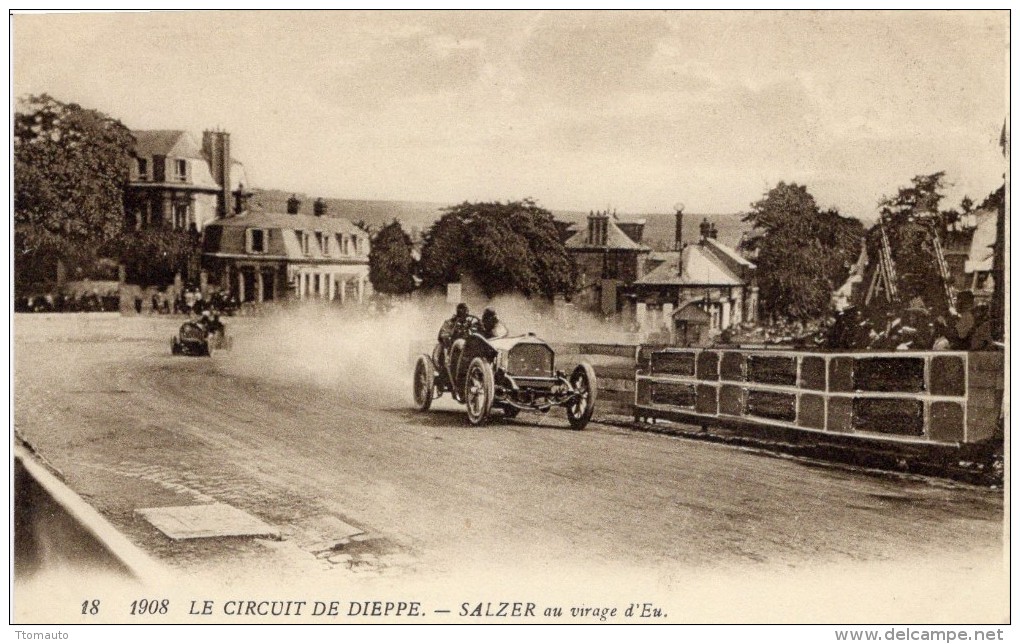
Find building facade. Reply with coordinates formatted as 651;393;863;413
126;129;250;233
564;210;651;315
201;196;371;304
632;217;758;343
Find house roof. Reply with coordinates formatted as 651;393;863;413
209;211;367;236
132;130;249;189
132;130;203;159
564;219;650;251
703;237;755;268
636;241;747;286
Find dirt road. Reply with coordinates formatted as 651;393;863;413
13;314;1007;623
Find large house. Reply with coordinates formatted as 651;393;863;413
632;217;758;344
127;129;250;232
564;210;651;315
201;195;371;304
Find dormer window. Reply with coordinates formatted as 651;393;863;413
300;231;311;256
342;235;350;255
246;228;268;254
136;158;149;180
322;233;331;256
352;235;359;254
174;159;188;182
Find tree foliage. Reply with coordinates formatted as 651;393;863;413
742;182;864;321
104;229;200;287
14;94;135;287
369;220;416;295
866;172;953;316
418;199;576;299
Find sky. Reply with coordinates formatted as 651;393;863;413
12;10;1009;219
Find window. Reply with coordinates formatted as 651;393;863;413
300;231;311;256
322;233;331;256
315;231;324;255
352;235;359;254
172;203;189;230
174;159;187;182
342;235;349;255
136;158;148;180
246;228;267;254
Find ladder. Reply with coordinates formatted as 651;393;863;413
878;218;898;299
927;220;957;310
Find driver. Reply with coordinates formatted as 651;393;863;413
480;307;508;340
439;303;478;375
197;310;213;331
207;312;225;336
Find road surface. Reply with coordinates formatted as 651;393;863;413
13;313;1007;623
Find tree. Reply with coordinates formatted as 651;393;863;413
742;182;864;322
867;172;953;316
368;220;416;295
14;94;134;290
105;228;200;287
418;199;576;300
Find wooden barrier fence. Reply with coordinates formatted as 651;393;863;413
635;347;1004;446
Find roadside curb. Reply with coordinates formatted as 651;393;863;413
15;444;170;586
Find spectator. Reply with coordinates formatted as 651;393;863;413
970;304;994;350
951;290;976;350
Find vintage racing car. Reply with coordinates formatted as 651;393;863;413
170;319;232;356
413;331;597;429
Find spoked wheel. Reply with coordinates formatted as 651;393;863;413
566;362;597;430
413;355;436;411
464;357;494;426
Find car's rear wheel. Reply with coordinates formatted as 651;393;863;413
464;357;494;426
566;362;597;430
413;355;435;411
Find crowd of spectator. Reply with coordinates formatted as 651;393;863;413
15;290;119;313
822;291;996;352
136;287;239;316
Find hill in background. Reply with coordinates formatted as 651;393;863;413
251;188;749;250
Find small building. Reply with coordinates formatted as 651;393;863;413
201;196;371;304
564;210;651;315
951;208;997;305
126;129;250;232
632;217;757;343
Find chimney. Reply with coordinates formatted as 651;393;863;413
203;130;231;218
233;182;250;215
313;197;327;217
699;217;711;243
587;210;609;246
674;207;684;251
287;194;301;215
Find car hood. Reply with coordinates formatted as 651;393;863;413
487;333;551;352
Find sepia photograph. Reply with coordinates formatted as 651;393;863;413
10;8;1010;631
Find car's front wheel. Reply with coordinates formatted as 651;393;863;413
464;357;494;426
413;355;436;411
566;362;597;430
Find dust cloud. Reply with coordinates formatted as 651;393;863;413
218;296;636;409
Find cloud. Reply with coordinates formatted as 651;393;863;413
517;12;673;102
321;31;484;110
